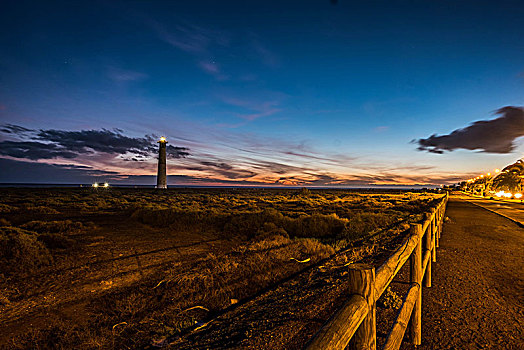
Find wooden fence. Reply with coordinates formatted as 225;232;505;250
306;193;449;350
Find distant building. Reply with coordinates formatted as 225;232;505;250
156;137;167;189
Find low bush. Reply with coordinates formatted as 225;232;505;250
136;206;405;243
0;218;10;226
0;203;17;213
0;226;52;276
20;220;84;235
290;213;348;238
21;206;60;214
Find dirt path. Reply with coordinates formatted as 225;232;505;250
0;212;232;346
403;198;524;349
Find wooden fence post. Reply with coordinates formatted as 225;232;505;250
409;224;422;345
348;264;376;350
435;206;440;248
439;205;443;239
423;212;432;288
431;209;437;262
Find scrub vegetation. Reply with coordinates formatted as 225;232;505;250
0;187;440;349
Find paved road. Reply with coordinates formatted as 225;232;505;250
456;193;524;225
402;197;524;349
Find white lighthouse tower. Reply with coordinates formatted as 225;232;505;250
156;136;167;189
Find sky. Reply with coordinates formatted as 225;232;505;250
1;0;524;186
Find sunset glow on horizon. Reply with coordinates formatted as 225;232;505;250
1;1;523;187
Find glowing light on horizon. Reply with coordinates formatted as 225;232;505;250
515;193;522;199
93;182;99;188
104;182;109;188
496;190;513;198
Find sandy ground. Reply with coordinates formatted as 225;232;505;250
0;211;230;345
3;195;522;349
177;196;524;349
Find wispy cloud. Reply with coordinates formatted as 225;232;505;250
1;120;460;186
197;60;228;80
151;19;280;81
152;20;231;80
221;95;283;121
0;158;120;183
0;124;33;135
250;38;280;68
107;67;149;83
154;21;229;54
374;126;389;133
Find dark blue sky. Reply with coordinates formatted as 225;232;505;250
1;0;523;185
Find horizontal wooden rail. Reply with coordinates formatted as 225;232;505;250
306;192;449;350
374;232;419;301
422;250;431;277
306;295;368;349
382;283;420;350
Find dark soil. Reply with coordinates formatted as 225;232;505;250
168;197;524;349
0;208;233;346
5;189;488;349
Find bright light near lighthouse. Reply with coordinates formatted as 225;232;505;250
93;182;99;188
159;136;166;142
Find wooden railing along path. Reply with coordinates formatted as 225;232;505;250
307;193;448;350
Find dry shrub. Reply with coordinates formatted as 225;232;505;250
80;235;336;349
253;222;289;241
0;218;10;226
0;203;17;213
20;220;84;235
19;220;84;250
290;213;347;238
345;211;398;240
377;286;403;309
296;238;335;257
0;226;52;276
0;189;442;349
7;322;104;350
223;208;286;239
21;206;60;214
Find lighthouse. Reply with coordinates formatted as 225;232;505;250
156;136;167;189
